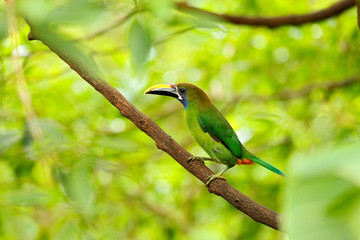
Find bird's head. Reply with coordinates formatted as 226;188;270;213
144;83;211;109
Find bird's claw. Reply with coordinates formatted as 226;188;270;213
205;174;227;187
187;156;205;164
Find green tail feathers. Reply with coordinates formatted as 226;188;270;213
248;154;287;177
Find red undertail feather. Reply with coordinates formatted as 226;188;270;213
237;158;254;165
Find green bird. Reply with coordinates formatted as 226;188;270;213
145;83;286;186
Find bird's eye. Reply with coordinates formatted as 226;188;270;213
179;88;186;93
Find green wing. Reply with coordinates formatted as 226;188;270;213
198;108;287;176
198;108;242;157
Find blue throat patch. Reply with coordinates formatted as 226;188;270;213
179;94;188;109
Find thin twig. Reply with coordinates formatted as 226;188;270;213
275;76;360;100
74;10;141;41
90;26;195;56
155;27;195;45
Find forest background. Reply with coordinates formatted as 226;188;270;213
0;0;360;239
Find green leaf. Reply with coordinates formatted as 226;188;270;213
129;19;152;71
47;0;104;24
0;131;22;154
285;143;360;240
0;9;7;41
54;220;80;240
2;189;51;206
15;0;51;24
146;0;174;22
56;164;94;216
37;119;69;145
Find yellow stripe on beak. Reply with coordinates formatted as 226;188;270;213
144;84;174;95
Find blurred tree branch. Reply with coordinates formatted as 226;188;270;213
176;0;355;28
7;3;43;141
274;76;360;100
222;76;360;113
154;27;195;45
74;10;141;41
90;27;195;56
356;0;360;30
23;20;282;231
124;190;189;233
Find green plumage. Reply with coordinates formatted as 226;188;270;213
178;83;286;177
185;96;240;167
145;82;286;182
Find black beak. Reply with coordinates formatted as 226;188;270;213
144;84;180;99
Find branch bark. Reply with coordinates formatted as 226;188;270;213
356;0;360;30
176;0;355;28
24;21;281;230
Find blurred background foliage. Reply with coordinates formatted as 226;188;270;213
0;0;359;239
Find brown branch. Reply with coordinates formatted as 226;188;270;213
356;0;360;30
24;22;281;230
176;0;355;28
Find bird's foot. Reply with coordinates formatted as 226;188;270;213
205;173;227;187
187;156;211;164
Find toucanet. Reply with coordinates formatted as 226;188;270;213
145;83;286;186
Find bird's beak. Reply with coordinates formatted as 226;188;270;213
144;84;180;99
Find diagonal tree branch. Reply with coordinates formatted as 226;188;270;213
176;0;355;28
24;20;282;230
